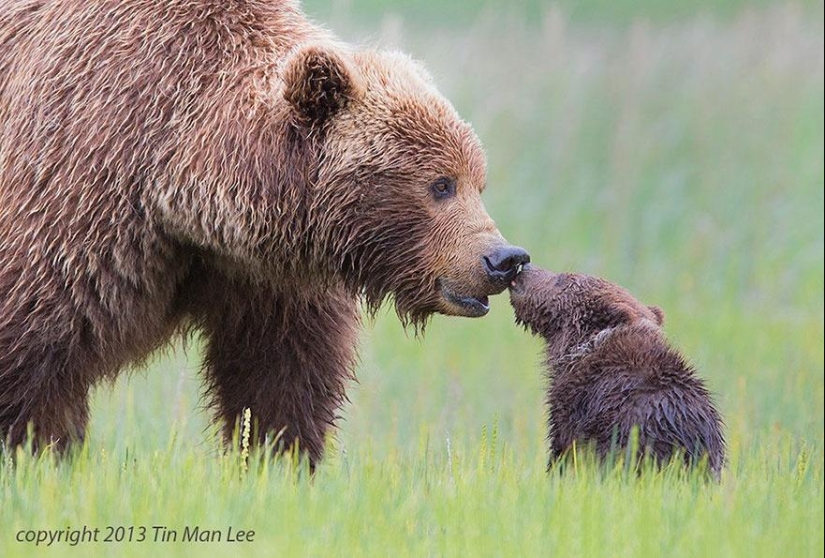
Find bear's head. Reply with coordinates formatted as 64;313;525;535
509;266;664;359
280;44;529;327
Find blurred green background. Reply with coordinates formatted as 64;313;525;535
5;1;821;556
304;0;822;25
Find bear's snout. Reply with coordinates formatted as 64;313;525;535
482;245;530;287
508;264;554;295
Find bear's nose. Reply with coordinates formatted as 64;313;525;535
483;246;531;285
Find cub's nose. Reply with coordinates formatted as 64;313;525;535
483;245;531;285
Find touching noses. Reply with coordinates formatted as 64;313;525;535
483;245;530;286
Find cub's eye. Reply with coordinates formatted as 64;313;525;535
430;177;456;200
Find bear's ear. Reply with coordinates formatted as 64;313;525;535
283;44;356;129
648;305;665;326
607;302;636;326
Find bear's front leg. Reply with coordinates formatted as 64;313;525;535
197;281;360;467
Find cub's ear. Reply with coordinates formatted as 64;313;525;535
283;44;357;129
608;302;636;326
648;305;665;326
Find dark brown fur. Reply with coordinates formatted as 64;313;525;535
0;0;522;465
510;267;725;478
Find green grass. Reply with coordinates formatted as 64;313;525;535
303;0;824;27
2;2;823;557
2;435;821;557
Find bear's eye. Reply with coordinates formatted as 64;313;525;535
430;177;456;200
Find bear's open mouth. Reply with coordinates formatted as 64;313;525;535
507;262;531;295
508;275;524;294
439;282;490;317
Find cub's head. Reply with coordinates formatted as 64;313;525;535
509;266;664;358
281;44;528;328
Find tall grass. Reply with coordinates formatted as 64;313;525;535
2;2;823;557
2;429;822;557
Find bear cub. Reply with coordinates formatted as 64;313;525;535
509;266;725;478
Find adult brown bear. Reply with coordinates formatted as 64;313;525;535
0;0;528;465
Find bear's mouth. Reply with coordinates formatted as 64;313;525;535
507;263;530;295
438;282;491;317
508;275;525;295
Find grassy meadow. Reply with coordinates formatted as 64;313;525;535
2;1;823;556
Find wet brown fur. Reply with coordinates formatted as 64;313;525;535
510;267;725;478
0;0;516;465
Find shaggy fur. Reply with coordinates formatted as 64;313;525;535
0;0;526;464
510;267;725;478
